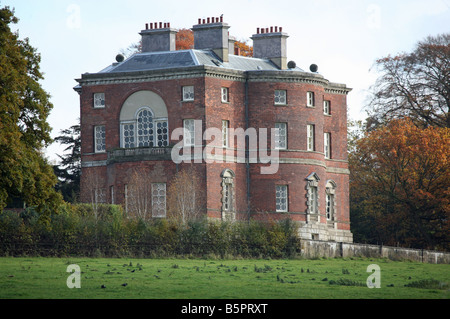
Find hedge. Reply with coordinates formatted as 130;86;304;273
0;203;301;259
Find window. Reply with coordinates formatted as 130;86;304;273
182;86;194;101
275;122;287;150
306;173;320;215
325;180;337;221
93;93;105;108
110;186;114;205
137;108;154;147
307;124;315;151
152;183;166;218
120;106;168;148
324;132;331;159
274;90;287;105
221;87;229;103
276;185;288;212
155;120;169;147
221;169;235;221
183;119;195;146
222;120;229;147
307;91;315;107
94;125;106;153
122;123;135;148
323;100;330;115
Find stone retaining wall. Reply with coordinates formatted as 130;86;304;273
300;240;450;264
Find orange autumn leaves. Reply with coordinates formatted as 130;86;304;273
350;118;449;249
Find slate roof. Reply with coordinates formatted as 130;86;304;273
97;49;305;74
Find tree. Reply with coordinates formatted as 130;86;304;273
167;166;204;225
54;120;81;202
367;33;449;129
127;167;152;221
349;118;449;250
0;6;62;215
176;28;194;50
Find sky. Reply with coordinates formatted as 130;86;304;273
3;0;450;163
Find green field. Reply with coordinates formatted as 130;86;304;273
0;257;448;299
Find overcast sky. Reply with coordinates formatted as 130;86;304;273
3;0;449;163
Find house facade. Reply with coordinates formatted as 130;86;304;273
75;17;353;242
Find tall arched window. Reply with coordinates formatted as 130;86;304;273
306;173;320;222
221;169;236;221
325;180;337;222
137;108;154;147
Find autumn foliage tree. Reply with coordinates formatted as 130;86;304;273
349;118;449;250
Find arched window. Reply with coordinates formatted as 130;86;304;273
120;91;169;148
325;180;337;221
306;173;320;220
221;169;235;221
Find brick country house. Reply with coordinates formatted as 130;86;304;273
75;16;353;242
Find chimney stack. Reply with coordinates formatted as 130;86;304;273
192;16;230;62
251;26;289;70
140;21;177;53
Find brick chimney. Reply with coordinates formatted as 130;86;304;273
140;22;177;52
192;16;230;62
251;26;289;70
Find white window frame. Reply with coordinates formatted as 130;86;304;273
222;120;229;148
325;180;337;221
93;93;105;108
324;132;331;159
94;125;106;153
307;91;315;107
121;121;136;148
275;122;287;150
221;87;229;103
307;124;315;151
323;100;330;115
276;185;288;213
274;90;287;105
182;86;194;101
183;119;195;146
152;183;166;218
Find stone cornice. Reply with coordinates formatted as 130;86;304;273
75;65;351;94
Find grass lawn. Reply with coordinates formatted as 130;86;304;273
0;257;448;299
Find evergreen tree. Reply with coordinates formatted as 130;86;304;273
0;6;62;215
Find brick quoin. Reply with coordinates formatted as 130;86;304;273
75;17;353;242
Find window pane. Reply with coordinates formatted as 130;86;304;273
222;120;229;147
274;90;287;105
323;100;330;114
94;93;105;108
275;122;287;149
307;125;315;151
95;125;106;152
324;132;330;159
183;86;194;101
122;123;135;148
152;183;166;218
156;121;168;147
184;119;195;146
307;92;315;107
221;87;229;102
137;108;153;147
276;185;288;212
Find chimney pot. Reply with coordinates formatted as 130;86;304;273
203;19;205;24
270;26;273;33
198;18;201;24
220;16;223;22
159;22;162;28
207;17;210;23
146;23;149;30
280;27;283;32
257;27;260;34
275;26;278;32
